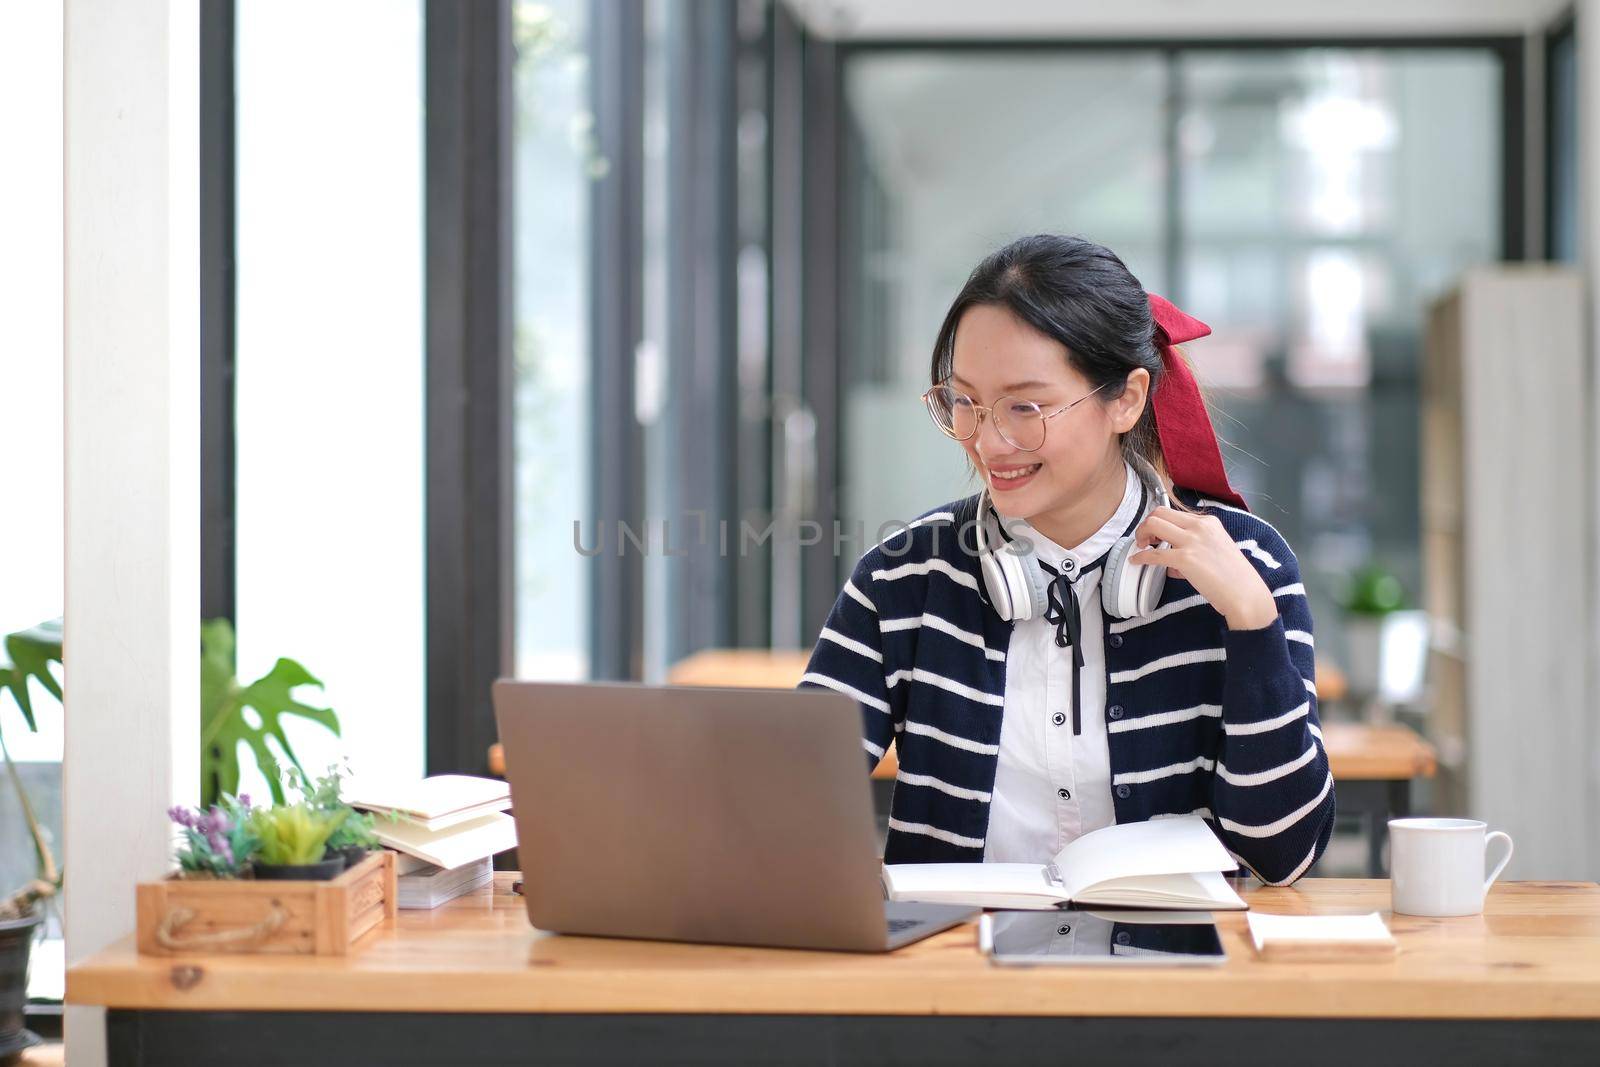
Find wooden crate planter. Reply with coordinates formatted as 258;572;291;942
136;851;397;956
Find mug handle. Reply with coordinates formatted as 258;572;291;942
1483;830;1514;893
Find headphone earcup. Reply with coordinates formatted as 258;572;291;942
1100;538;1133;620
979;549;1016;620
1101;537;1141;620
1102;536;1169;619
999;547;1050;620
1135;558;1168;617
975;498;1049;622
1102;457;1174;620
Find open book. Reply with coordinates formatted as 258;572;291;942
346;774;511;832
881;817;1247;911
372;811;517;871
347;774;516;871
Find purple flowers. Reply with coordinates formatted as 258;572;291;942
169;794;257;877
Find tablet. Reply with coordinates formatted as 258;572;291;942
978;909;1227;966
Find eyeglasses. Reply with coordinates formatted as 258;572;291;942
920;380;1114;452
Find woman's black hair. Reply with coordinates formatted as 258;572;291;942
930;233;1170;476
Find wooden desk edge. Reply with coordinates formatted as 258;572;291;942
65;880;1600;1020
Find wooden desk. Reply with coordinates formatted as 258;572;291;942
664;649;811;688
68;876;1600;1065
1322;722;1437;779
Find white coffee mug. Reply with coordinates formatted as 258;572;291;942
1388;817;1514;917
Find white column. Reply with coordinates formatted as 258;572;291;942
63;0;200;1062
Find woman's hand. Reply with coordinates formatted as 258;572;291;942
1129;506;1278;630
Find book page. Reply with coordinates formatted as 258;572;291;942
389;800;515;833
1050;817;1235;903
347;774;510;822
374;810;517;869
1075;871;1246;910
881;862;1066;908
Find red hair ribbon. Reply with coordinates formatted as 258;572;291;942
1147;293;1248;511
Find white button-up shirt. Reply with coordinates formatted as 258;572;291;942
983;461;1143;864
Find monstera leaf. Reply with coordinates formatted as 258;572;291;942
200;618;341;807
0;618;63;734
0;618;64;918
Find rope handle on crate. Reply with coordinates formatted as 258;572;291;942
155;902;289;951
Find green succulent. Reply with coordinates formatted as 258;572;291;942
249;802;348;867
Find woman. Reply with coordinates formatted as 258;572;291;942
801;234;1334;886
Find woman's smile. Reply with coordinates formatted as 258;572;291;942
986;461;1042;491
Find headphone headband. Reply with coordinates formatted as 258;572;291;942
970;453;1170;622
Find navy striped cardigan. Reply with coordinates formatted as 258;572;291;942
799;487;1336;886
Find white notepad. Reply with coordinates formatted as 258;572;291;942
1246;911;1397;959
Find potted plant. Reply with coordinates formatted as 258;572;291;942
0;619;62;1060
247;803;349;881
167;794;258;879
142;793;397;957
1340;563;1408;701
296;764;383;869
0;617;359;972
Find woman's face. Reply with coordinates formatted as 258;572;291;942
947;303;1146;521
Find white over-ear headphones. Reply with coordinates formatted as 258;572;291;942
974;454;1170;622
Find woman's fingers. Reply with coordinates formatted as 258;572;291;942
1147;505;1202;528
1136;512;1188;548
1130;544;1185;580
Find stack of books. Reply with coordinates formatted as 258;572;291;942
394;854;495;910
346;774;517;910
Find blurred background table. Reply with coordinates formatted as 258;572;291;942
488;650;1430;875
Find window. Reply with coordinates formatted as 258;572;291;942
1178;49;1500;660
839;51;1170;573
0;0;65;1001
1547;21;1578;263
839;43;1505;673
234;0;427;791
512;0;593;681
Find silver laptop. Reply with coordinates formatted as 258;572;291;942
491;680;977;952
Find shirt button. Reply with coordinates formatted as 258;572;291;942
1108;633;1124;649
1115;931;1132;946
1108;705;1124;720
1057;924;1072;936
1063;558;1076;572
1057;787;1071;800
1052;712;1066;727
1115;784;1131;799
